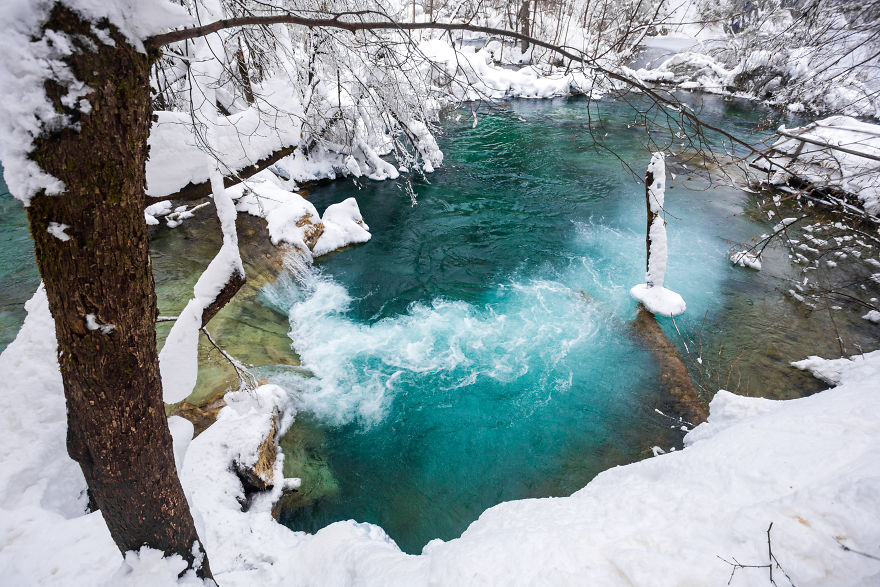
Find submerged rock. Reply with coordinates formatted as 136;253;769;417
234;408;280;494
275;416;340;518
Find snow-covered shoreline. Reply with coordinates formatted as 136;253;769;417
1;286;879;585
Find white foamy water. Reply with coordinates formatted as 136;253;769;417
262;254;608;427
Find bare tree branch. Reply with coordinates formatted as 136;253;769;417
144;13;795;173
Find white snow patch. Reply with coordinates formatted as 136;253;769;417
861;310;880;324
107;546;206;587
85;313;115;334
313;198;372;257
145;200;173;225
47;222;70;241
630;283;687;317
731;250;762;270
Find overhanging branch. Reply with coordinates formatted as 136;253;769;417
145;15;774;166
201;270;246;328
152;144;297;202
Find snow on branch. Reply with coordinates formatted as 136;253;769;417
159;171;246;404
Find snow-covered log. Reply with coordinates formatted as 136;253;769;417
159;171;246;404
630;153;686;317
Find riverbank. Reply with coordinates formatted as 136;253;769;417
5;92;879;564
2;283;879;584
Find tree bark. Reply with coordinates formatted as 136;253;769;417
644;168;658;280
236;38;256;105
26;6;212;579
518;0;531;52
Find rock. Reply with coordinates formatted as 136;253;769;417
169;389;227;437
296;214;325;250
233;408;279;494
727;65;789;99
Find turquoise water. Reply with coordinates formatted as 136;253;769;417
1;94;873;555
263;95;836;553
0;168;40;352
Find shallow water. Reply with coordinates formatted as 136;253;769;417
0;171;39;352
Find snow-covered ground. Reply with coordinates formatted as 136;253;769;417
2;286;879;585
753;116;880;217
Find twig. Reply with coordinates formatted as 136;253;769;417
200;326;258;391
717;523;796;586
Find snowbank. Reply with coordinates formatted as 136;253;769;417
312;198;371;257
146;103;303;199
630;9;880;120
755;116;880;216
227;172;372;258
2;285;880;585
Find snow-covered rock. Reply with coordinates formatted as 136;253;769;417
313;198;371;257
756;116;880;216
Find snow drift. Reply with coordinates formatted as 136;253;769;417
1;287;879;585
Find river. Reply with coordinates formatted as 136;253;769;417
1;92;876;554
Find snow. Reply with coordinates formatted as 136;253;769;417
145;200;173;225
312;198;372;257
159;171;244;404
47;222;71;241
3;282;880;585
630;283;688;317
862;310;880;324
755;116;880;216
145;105;302;199
630;24;880;119
228;171;372;259
0;286;118;585
631;153;686;317
228;176;322;253
791;355;853;385
730;250;762;270
85;313;115;334
418;39;596;102
0;0;189;204
108;547;206;587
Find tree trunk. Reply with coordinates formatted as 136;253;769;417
26;6;212;579
236;38;256;105
519;0;531;52
645;168;658;280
